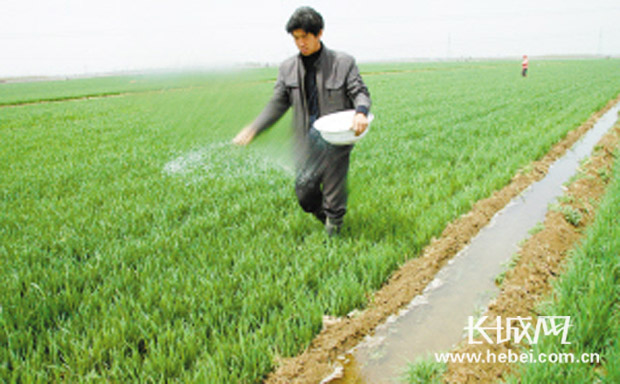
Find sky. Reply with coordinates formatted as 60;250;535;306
1;0;619;78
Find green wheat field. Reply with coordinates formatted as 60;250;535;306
1;59;619;382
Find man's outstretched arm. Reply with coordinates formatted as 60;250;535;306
232;69;291;146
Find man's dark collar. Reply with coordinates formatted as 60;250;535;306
300;43;324;67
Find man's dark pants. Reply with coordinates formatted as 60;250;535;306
295;127;353;226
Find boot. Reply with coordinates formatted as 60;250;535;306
325;217;342;237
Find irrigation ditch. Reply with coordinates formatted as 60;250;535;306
264;95;620;384
444;103;620;383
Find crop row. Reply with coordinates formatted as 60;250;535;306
505;119;620;383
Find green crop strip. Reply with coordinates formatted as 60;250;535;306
504;144;620;383
1;59;619;382
0;68;276;106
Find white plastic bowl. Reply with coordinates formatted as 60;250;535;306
313;110;375;145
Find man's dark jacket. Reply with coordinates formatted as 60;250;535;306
251;46;371;141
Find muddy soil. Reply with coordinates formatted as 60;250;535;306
443;113;620;382
264;95;620;384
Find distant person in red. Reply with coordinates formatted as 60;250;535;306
522;55;529;77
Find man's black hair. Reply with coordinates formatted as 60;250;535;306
285;7;324;36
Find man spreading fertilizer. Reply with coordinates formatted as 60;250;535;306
233;6;372;236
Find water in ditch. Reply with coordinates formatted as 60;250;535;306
328;104;620;384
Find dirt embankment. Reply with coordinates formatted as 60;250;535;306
265;95;620;384
444;111;620;382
